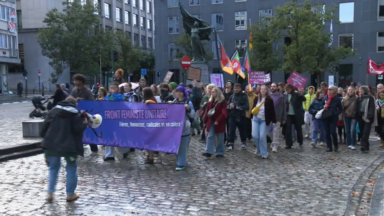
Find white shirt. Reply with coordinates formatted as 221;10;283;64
256;97;266;120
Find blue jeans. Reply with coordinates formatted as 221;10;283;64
311;119;325;142
177;135;191;167
252;116;269;157
47;156;77;195
344;116;357;147
206;124;225;156
321;117;338;150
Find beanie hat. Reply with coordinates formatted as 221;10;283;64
169;82;178;90
176;85;189;101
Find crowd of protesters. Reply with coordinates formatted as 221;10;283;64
40;69;384;203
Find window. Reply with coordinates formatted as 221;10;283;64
339;34;353;49
339;2;354;23
17;10;22;29
147;19;152;30
134;34;139;46
104;3;110;19
125;11;129;24
168;43;179;58
235;39;247;49
378;32;384;52
339;64;353;87
168;0;178;7
190;0;200;5
141;35;146;48
235;11;247;30
146;1;151;13
259;9;272;22
140;16;145;29
379;0;384;20
212;41;217;59
140;0;145;10
133;14;138;27
212;0;223;4
132;0;137;7
116;8;121;22
93;0;99;14
0;34;9;49
0;6;5;20
168;16;179;34
148;37;153;49
212;13;224;31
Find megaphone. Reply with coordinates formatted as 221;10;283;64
82;112;103;128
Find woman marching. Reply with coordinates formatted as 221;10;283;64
356;86;376;152
202;86;227;158
170;86;195;170
251;85;276;159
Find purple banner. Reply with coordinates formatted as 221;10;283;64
77;101;186;154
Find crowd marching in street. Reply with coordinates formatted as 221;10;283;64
40;68;384;203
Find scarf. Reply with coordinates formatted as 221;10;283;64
360;95;370;121
325;94;336;110
270;91;282;106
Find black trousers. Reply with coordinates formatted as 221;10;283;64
228;116;247;144
285;115;303;147
358;117;372;150
89;144;98;152
245;117;252;140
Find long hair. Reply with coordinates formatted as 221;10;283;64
209;86;225;103
257;85;271;102
143;87;154;101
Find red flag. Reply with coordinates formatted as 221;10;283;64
216;35;233;75
243;50;251;72
367;58;384;75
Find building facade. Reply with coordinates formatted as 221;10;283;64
155;0;384;88
0;0;19;93
12;0;154;91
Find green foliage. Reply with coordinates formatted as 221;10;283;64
38;0;114;83
252;0;355;75
114;31;140;74
170;33;213;65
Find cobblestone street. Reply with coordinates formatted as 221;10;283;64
1;132;384;215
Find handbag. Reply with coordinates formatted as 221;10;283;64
251;100;266;116
198;109;205;117
315;108;332;119
207;102;219;118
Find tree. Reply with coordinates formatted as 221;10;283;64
114;31;141;76
265;0;355;74
38;0;114;83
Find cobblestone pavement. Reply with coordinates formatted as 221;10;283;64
0;103;42;148
1;132;384;215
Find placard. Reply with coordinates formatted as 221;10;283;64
187;67;201;82
163;71;174;84
210;74;224;88
287;71;308;89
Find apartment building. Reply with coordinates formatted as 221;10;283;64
12;0;154;91
155;0;384;87
0;0;19;93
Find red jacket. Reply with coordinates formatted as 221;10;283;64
204;100;227;133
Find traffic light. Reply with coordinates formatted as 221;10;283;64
23;70;28;77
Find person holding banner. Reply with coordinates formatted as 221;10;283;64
159;83;174;103
284;84;306;149
143;87;159;164
123;82;139;102
170;86;195;171
103;83;128;161
251;85;276;159
202;86;227;158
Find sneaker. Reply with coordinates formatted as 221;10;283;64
271;144;277;152
319;142;325;146
103;157;115;161
66;193;80;202
216;155;224;158
350;146;356;150
202;153;212;157
304;135;309;138
348;145;352;149
378;137;381;141
175;166;185;171
228;146;233;150
254;151;260;155
310;142;316;148
47;193;54;203
241;144;247;149
261;156;268;159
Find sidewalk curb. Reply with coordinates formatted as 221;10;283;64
0;142;43;162
370;165;384;215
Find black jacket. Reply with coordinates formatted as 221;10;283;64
321;95;343;117
285;92;306;125
40;100;87;157
356;95;375;122
227;92;249;118
51;89;67;106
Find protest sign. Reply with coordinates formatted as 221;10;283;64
78;101;186;154
249;71;270;84
287;71;308;89
210;73;224;88
187;67;201;82
163;71;174;84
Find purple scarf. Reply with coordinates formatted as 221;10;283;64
269;91;282;106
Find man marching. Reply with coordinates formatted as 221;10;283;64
269;83;286;152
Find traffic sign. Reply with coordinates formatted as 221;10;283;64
141;68;147;75
38;70;41;76
181;56;191;69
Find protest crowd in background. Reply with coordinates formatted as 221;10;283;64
40;68;384;203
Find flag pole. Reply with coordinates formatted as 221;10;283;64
214;28;222;75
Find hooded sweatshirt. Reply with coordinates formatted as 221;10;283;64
245;92;256;119
303;86;316;111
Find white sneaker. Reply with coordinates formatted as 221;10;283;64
261;155;268;159
350;146;356;150
378;137;381;141
228;146;233;150
348;145;351;149
319;142;325;146
272;146;277;152
304;135;309;138
310;142;316;148
254;150;260;155
241;144;247;149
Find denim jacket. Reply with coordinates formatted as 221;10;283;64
173;99;195;136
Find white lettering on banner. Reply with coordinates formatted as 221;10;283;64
181;61;191;64
291;74;306;86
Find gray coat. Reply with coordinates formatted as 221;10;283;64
270;92;286;122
